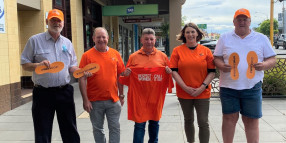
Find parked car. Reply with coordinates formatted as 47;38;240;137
201;40;217;52
273;35;278;47
199;38;212;44
275;34;286;49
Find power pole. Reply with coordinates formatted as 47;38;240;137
280;0;285;34
270;0;274;46
283;0;285;33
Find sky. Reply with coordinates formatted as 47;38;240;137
182;0;284;34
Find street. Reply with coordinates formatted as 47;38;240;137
274;46;286;58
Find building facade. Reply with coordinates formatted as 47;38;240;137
0;0;185;114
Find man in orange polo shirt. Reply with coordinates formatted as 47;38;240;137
78;27;125;143
122;28;172;143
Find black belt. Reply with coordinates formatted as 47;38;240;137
34;84;68;89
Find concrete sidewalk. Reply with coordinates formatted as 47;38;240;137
0;83;285;143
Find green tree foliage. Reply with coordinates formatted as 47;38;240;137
182;15;187;26
159;23;170;56
160;23;169;36
255;19;278;36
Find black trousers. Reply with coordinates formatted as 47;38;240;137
32;84;80;143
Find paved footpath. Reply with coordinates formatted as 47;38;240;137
0;83;285;143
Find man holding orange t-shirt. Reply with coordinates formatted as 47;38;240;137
121;28;172;143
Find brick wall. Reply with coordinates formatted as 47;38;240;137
0;83;32;115
0;84;11;114
11;82;32;109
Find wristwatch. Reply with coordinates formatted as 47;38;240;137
202;83;208;89
119;94;125;98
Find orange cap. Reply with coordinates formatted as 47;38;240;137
234;8;251;19
47;9;64;21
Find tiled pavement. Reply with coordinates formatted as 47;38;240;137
0;83;285;143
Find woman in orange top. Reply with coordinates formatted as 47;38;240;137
170;22;216;143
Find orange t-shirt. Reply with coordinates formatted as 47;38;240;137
79;47;125;102
127;47;173;93
120;67;171;123
170;44;215;99
121;47;173;122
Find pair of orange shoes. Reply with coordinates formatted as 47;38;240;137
229;51;258;80
35;62;100;78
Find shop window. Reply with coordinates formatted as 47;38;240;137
52;0;72;41
86;5;91;16
55;0;63;7
82;0;102;51
54;0;64;9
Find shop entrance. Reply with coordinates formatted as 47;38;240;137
82;0;102;51
53;0;72;40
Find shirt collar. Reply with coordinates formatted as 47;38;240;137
138;47;156;55
232;29;254;39
94;45;109;52
45;31;62;41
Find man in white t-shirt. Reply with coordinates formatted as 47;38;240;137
213;8;276;143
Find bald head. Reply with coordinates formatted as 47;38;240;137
93;27;109;38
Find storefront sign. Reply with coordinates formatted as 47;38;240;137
142;26;162;32
127;6;134;14
103;4;158;16
124;18;151;23
0;0;5;33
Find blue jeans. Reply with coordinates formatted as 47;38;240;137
133;120;159;143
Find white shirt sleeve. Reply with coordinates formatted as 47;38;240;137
261;35;276;58
213;35;224;57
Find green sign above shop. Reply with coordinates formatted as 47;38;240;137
197;24;207;29
102;4;158;16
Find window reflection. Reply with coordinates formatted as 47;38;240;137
55;0;62;7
